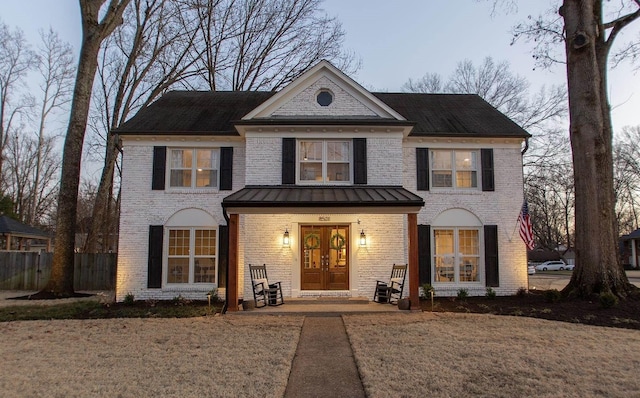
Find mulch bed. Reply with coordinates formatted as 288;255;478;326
420;289;640;330
9;291;93;300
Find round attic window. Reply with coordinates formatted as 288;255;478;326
316;90;333;106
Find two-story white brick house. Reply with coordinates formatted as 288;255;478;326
114;60;530;310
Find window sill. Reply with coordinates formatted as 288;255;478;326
162;284;216;291
164;188;220;194
428;189;482;195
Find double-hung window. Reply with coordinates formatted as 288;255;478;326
433;228;480;283
431;149;478;189
169;148;218;188
299;140;351;183
167;228;217;284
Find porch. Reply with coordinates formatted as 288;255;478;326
235;296;407;315
222;186;425;312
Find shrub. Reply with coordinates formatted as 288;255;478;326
599;291;619;308
172;295;191;306
543;289;561;303
516;287;528;297
485;287;496;299
421;283;435;299
207;288;219;303
457;288;469;300
123;292;135;305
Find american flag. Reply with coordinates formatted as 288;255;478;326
518;200;535;250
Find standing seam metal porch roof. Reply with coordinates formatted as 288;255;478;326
222;186;425;209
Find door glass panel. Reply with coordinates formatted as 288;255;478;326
329;227;348;268
303;229;322;269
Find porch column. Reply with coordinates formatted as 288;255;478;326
227;213;239;312
408;213;420;310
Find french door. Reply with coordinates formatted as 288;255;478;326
300;225;349;290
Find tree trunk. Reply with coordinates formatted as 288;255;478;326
41;0;129;296
43;40;102;295
561;0;632;297
83;133;118;253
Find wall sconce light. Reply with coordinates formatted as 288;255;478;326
283;229;290;247
359;230;367;247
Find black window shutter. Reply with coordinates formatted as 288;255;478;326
148;225;163;288
416;148;429;190
152;146;166;190
282;138;295;184
484;225;499;287
353;138;367;185
220;147;233;190
217;225;228;288
418;224;432;284
481;148;494;192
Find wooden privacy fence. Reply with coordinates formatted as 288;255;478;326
0;252;116;291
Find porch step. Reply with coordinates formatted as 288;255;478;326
283;297;370;305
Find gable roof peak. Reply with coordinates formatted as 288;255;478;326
242;59;406;121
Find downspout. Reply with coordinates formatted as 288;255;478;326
221;204;230;314
521;137;529;156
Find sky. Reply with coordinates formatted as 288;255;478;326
1;0;639;141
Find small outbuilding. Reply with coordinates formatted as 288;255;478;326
620;229;640;269
0;215;51;252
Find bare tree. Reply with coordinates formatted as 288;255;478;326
82;0;359;252
613;125;640;234
27;29;75;225
40;0;130;297
188;0;358;91
403;57;567;133
84;0;201;253
0;21;36;190
510;1;640;297
525;158;574;251
4;132;60;223
402;72;443;93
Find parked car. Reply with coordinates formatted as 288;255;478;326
527;265;536;275
535;260;567;271
564;264;575;271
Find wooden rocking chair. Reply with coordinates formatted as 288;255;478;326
373;264;407;304
249;264;284;308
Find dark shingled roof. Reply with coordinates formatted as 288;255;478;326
374;93;529;137
115;91;276;135
114;91;529;138
222;186;425;208
0;215;49;238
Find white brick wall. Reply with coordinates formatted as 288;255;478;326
403;143;528;296
116;142;243;302
245;137;281;185
240;213;408;300
272;76;378;117
118;137;527;301
367;137;404;185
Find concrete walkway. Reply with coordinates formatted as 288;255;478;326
284;316;365;398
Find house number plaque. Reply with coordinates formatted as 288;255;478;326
318;216;331;221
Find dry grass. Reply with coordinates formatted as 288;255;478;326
0;316;303;397
343;313;640;398
3;310;640;397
